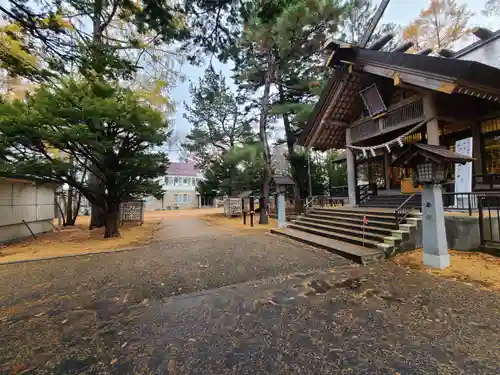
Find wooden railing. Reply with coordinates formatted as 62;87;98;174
304;196;345;209
382;98;424;130
351;118;378;142
269;198;304;217
350;96;424;142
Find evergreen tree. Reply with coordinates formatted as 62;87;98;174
0;78;169;238
234;0;345;222
340;0;401;51
182;66;254;195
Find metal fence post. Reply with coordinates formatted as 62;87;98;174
478;196;484;246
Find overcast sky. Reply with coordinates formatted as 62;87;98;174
169;0;500;161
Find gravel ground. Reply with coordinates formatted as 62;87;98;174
0;218;350;374
0;219;499;374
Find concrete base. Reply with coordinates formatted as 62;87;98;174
278;222;287;229
422;252;450;269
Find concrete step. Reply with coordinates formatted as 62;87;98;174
310;208;395;217
296;217;401;238
365;195;420;200
292;220;404;245
361;199;421;207
287;223;398;250
305;213;398;228
307;210;396;223
270;227;385;264
361;203;415;209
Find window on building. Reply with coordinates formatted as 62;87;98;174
174;177;179;186
192;178;196;186
183;177;188;185
484;135;500;174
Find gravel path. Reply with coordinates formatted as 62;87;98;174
0;218;350;373
1;218;499;374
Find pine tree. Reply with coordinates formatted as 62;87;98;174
234;0;345;222
182;67;254;195
340;0;401;51
0;78;169;238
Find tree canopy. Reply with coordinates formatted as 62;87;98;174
0;78;169;237
403;0;472;52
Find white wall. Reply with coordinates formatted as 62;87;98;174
458;37;500;69
0;180;55;243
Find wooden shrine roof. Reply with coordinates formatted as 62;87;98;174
300;46;500;151
391;143;474;167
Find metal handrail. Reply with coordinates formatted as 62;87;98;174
394;193;418;228
305;196;317;208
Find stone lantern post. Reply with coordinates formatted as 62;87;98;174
391;144;474;269
270;176;296;229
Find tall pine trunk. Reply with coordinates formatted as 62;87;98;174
104;202;120;238
258;51;273;225
279;86;303;214
89;0;107;229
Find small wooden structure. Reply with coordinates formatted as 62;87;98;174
239;190;255;226
392;143;475;185
223;195;242;218
120;200;145;225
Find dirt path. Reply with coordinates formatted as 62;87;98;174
0;212;499;374
0;213;353;374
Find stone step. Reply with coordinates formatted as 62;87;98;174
305;213;399;228
363;200;420;205
308;210;397;222
270;227;385;264
292;220;404;245
297;217;398;237
361;203;417;209
310;208;395;217
365;195;420;200
287;223;397;250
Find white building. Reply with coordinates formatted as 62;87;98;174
145;162;202;210
454;28;500;68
